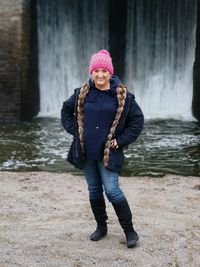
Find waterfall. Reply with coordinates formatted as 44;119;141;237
125;0;197;120
37;0;108;116
37;0;197;120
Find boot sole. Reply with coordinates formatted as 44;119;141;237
127;238;139;248
90;232;107;241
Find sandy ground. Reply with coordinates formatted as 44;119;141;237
0;172;199;267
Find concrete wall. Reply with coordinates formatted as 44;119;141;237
0;0;39;122
193;0;200;121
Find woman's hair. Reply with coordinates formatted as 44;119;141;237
76;82;89;155
77;82;127;166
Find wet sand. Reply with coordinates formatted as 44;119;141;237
0;172;199;267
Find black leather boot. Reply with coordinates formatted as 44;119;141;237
112;199;139;248
89;197;108;241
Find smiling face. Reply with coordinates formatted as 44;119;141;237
91;68;111;90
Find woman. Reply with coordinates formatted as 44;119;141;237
61;50;144;248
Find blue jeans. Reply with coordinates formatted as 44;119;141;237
83;159;126;203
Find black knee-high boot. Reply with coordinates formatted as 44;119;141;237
112;199;139;248
89;197;108;241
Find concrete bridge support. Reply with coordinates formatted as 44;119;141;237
0;0;38;122
193;0;200;121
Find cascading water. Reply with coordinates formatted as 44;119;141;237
37;0;108;116
37;0;197;120
125;0;197;120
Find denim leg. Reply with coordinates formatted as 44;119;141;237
83;159;104;200
97;161;126;203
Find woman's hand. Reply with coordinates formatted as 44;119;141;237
110;139;119;149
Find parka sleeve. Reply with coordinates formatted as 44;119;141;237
61;91;77;136
116;98;144;148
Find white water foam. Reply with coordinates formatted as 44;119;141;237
125;0;197;120
37;0;197;120
37;0;108;117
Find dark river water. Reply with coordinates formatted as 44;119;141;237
0;118;199;177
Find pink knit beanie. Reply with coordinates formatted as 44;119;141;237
89;49;114;75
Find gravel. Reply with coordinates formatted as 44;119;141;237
0;172;199;267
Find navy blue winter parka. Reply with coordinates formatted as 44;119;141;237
61;77;144;173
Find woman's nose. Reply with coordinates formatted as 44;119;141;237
98;72;103;78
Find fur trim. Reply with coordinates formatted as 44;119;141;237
77;83;127;166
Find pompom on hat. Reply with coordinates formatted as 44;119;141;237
89;49;114;75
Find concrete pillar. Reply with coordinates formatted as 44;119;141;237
193;0;200;121
108;0;127;79
0;0;39;122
